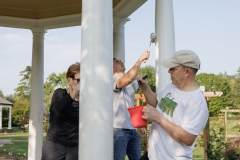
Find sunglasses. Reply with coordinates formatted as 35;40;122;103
115;60;122;64
72;77;80;83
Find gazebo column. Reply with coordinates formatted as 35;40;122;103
155;0;175;92
0;106;2;130
113;17;130;63
7;107;12;129
80;0;113;160
28;27;46;160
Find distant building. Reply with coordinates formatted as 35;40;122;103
0;97;13;132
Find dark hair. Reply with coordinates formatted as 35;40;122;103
181;65;198;75
66;62;80;79
191;68;198;75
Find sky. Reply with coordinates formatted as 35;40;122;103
0;0;240;96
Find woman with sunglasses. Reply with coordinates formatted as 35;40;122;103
42;62;80;160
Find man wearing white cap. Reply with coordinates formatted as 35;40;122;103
138;50;209;160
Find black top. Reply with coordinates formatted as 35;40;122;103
46;88;79;146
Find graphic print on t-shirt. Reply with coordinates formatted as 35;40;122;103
158;93;178;117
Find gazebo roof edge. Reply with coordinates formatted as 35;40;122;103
0;97;13;105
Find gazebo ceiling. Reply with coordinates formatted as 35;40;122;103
0;0;131;19
0;0;146;29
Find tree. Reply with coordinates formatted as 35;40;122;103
14;66;32;100
230;67;240;109
43;72;68;131
12;98;30;126
11;66;31;126
135;65;156;94
4;94;16;103
195;73;216;91
46;72;68;89
195;73;233;116
44;72;67;110
209;74;233;116
0;90;3;97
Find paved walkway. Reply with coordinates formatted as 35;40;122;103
0;139;12;145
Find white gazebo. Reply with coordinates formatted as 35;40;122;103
0;0;175;159
0;97;13;132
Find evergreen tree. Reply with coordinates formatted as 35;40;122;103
14;66;32;100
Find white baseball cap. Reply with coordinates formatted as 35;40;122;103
161;50;201;69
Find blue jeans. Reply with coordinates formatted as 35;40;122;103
114;128;141;160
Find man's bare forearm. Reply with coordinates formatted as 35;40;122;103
116;59;142;88
142;85;158;107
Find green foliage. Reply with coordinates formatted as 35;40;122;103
209;74;233;116
198;126;225;159
12;99;30;126
198;119;240;160
43;72;68;131
14;66;32;100
0;90;3;97
230;67;240;109
196;73;216;91
195;73;233;116
45;72;68;89
3;66;68;131
2;66;32;127
4;94;16;103
136;65;156;93
44;72;67;111
208;127;225;159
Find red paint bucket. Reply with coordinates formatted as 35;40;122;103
128;106;147;128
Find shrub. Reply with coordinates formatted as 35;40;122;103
206;127;225;159
224;136;240;160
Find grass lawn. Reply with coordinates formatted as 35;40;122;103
0;133;28;158
193;146;204;160
0;128;46;158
